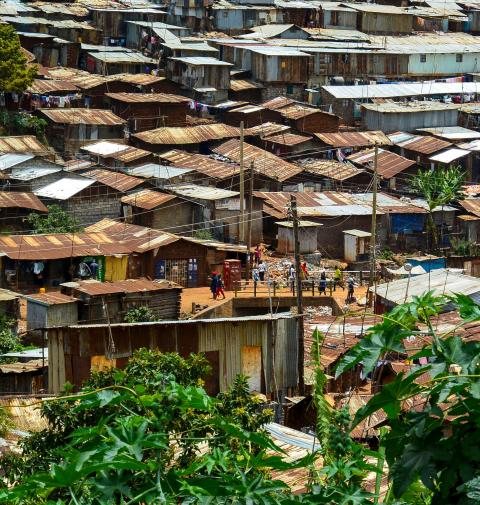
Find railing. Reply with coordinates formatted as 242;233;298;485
233;271;371;297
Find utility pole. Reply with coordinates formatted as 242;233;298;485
245;161;254;283
369;145;379;300
291;195;304;395
239;121;245;244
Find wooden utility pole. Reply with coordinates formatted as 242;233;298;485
239;121;245;243
291;195;304;394
369;145;379;293
245;161;254;283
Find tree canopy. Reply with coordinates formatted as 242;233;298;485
27;205;82;234
0;25;36;93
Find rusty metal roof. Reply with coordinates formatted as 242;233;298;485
39;108;125;125
26;291;77;305
229;79;264;91
105;92;190;104
348;148;415;178
315;131;391;147
245;122;291;137
27;79;79;94
121;189;176;210
212;139;303;182
0;359;47;374
301;159;364;181
0;136;50;155
262;96;296;110
69;74;109;90
67;277;181;296
82;141;151;163
133;124;240;145
0;191;48;212
112;73;167;86
83;168;144;192
459;198;480;217
264;132;312;146
392;133;452;154
278;103;330;120
159;149;239;180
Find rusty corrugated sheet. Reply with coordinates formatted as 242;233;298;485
348;148;415;178
315;131;391;147
40;109;125;125
459;198;480;217
121;189;176;210
27;79;79;94
112;73;166;85
262;96;296;110
69;74;109;90
0;191;48;212
0;136;50;155
159;149;239;180
71;278;181;296
83;168;144;192
212;139;302;182
111;146;151;163
0;397;50;432
265;132;312;146
229;79;264;91
396;135;451;154
133;124;240;145
277;103;322;120
245;122;291;137
105;92;190;104
301;160;364;181
27;292;77;305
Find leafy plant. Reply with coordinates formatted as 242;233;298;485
0;315;22;364
193;228;214;240
27;204;82;234
410;166;464;252
450;237;479;257
0;25;36;93
0;406;13;437
123;306;157;323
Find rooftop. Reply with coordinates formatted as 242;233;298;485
133;124;240;145
121;189;176;210
39;108;125;126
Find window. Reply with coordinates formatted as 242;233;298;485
456;53;463;62
420;54;427;63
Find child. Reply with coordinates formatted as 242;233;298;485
319;277;327;295
216;274;226;300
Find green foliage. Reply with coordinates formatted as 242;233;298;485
450;237;479;257
337;291;480;504
378;248;394;261
0;406;13;437
0;25;36;93
123;306;157;323
0;315;22;364
193;228;214;240
27;205;82;234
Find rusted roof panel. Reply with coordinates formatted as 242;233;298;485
112;73;167;85
315;131;391;147
26;291;77;305
459;198;480;217
27;79;79;94
39;108;125;125
301;159;364;181
262;96;296;110
69;74;109;90
0;359;47;374
393;134;452;154
68;278;181;296
212;139;302;182
277;103;326;120
0;191;48;212
83;168;144;192
133;124;240;145
264;132;312;146
121;189;176;210
40;66;91;80
105;92;190;104
229;79;264;91
245;122;291;137
159;149;239;180
0;136;50;155
348;148;415;178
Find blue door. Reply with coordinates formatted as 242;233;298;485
154;260;166;280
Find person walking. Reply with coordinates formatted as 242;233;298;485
253;268;260;283
258;260;266;282
301;262;309;280
210;272;218;300
288;263;295;291
319;277;327;295
216;274;226;300
254;245;261;265
333;267;343;291
346;276;355;304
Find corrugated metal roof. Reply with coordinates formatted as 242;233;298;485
373;269;480;304
26;292;76;305
418;126;480;140
0;153;34;170
315;131;391;147
121;189;176;209
0;191;47;212
278;103;328;120
343;229;371;237
162;41;218;53
159;149;239;180
264;132;312;146
429;148;470;163
240;23;305;39
166;184;239;200
34;176;95;200
169;56;233;66
247;46;311;57
301;159;364;181
88;51;156;64
276;220;323;227
133;123;240;145
39;108;124;125
67;278;181;296
362;101;460;113
111;73;166;86
212;139;302;182
105;92;190;103
81;141;130;156
458;139;480;151
126;163;192;179
246;122;291;137
322;81;480;100
298;204;375;216
27;79;79;94
68;74;109;90
228;104;267;114
0;359;47;374
262;97;296;110
348;148;415;178
459;198;480;217
10;166;63;181
229;79;264;91
390;133;451;154
345;2;408;13
83;168;144;192
0;136;50;155
0;397;49;432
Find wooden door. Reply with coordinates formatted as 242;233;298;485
242;346;262;392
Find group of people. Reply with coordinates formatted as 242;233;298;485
209;272;226;300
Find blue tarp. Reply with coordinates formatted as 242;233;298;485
391;213;425;234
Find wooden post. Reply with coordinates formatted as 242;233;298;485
245;160;254;283
291;195;304;395
369;145;379;300
239;121;245;244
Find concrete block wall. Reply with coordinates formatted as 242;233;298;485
63;195;122;226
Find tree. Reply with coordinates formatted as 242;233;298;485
0;25;36;93
410;166;464;252
124;306;157;323
27;205;82;234
0;315;23;364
